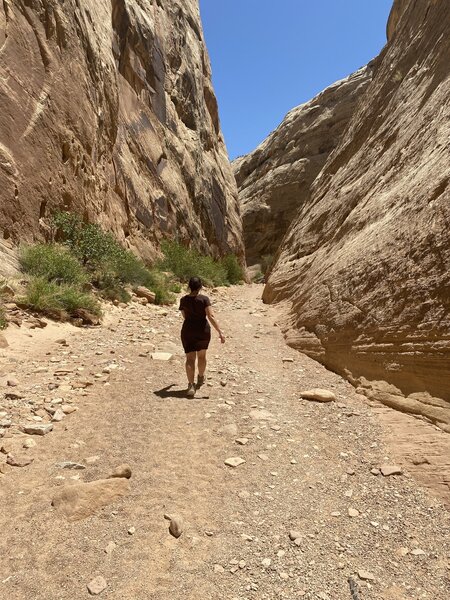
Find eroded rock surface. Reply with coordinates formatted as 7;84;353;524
233;68;372;265
263;0;450;425
0;0;243;269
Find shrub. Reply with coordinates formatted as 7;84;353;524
159;241;235;287
0;305;6;330
20;244;87;286
21;277;101;318
220;254;244;284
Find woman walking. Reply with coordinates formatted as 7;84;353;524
179;277;225;397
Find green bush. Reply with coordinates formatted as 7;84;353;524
22;277;101;318
220;254;244;284
0;305;6;330
20;244;88;286
159;241;240;287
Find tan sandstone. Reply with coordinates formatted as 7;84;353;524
0;0;243;275
233;67;372;265
263;0;450;427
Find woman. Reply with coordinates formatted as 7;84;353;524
179;276;225;397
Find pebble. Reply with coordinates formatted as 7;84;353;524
380;465;403;477
104;542;116;554
164;514;183;538
224;457;246;467
348;508;359;517
109;464;132;479
235;438;249;445
289;530;302;541
358;569;375;581
22;423;53;436
55;461;86;470
127;527;136;535
87;576;107;595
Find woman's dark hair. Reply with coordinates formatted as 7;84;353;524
188;276;202;292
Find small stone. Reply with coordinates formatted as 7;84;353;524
235;438;249;445
238;491;251;499
7;455;34;467
300;388;336;403
127;527;136;535
220;380;227;387
22;423;53;436
164;514;183;538
370;468;380;476
52;409;65;422
262;558;271;567
62;405;77;415
238;560;246;569
346;468;355;475
109;464;132;479
55;461;86;470
410;548;426;556
214;564;225;573
397;547;410;557
411;456;430;466
150;352;173;361
87;576;107;595
348;508;359;517
104;542;116;554
23;439;36;449
380;465;403;477
358;570;375;581
289;530;302;541
7;378;18;387
282;357;294;362
224;457;245;467
257;453;269;461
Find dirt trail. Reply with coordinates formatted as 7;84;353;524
0;284;449;600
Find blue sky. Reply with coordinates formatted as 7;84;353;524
199;0;393;159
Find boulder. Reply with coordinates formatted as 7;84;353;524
134;287;156;304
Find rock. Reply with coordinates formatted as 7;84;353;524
370;468;380;476
262;0;450;418
52;409;65;422
0;0;244;277
234;67;372;265
134;287;156;304
150;352;173;361
0;334;8;349
410;548;426;556
380;465;403;477
109;464;132;479
262;558;271;567
300;389;336;403
51;478;129;521
22;423;53;436
1;283;15;296
7;378;18;387
289;530;302;541
249;409;274;420
104;542;116;555
224;457;246;468
164;514;184;538
348;508;359;518
357;570;375;581
235;438;249;445
127;527;136;535
87;576;107;596
7;455;33;467
55;461;86;470
411;456;430;466
62;405;77;415
23;439;36;449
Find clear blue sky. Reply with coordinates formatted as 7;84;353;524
199;0;393;159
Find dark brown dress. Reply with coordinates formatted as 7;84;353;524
179;293;211;354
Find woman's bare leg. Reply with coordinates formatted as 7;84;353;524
197;349;207;377
185;351;196;384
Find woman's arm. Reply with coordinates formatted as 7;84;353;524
206;306;225;343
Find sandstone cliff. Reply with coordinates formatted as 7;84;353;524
263;0;450;428
0;0;243;271
233;67;372;265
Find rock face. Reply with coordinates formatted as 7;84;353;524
263;0;450;426
233;67;372;265
0;0;243;270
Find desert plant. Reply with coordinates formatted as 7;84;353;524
220;254;244;284
0;305;6;330
20;244;88;286
21;277;101;319
159;241;231;287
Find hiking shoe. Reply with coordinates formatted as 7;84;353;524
186;383;196;398
196;375;205;389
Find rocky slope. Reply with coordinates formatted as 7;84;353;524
233;67;372;265
263;0;450;428
0;0;243;270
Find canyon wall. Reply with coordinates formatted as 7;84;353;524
0;0;243;271
233;67;372;265
263;0;450;428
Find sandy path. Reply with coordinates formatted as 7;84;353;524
0;284;449;599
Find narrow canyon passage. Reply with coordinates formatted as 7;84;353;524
0;285;449;600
